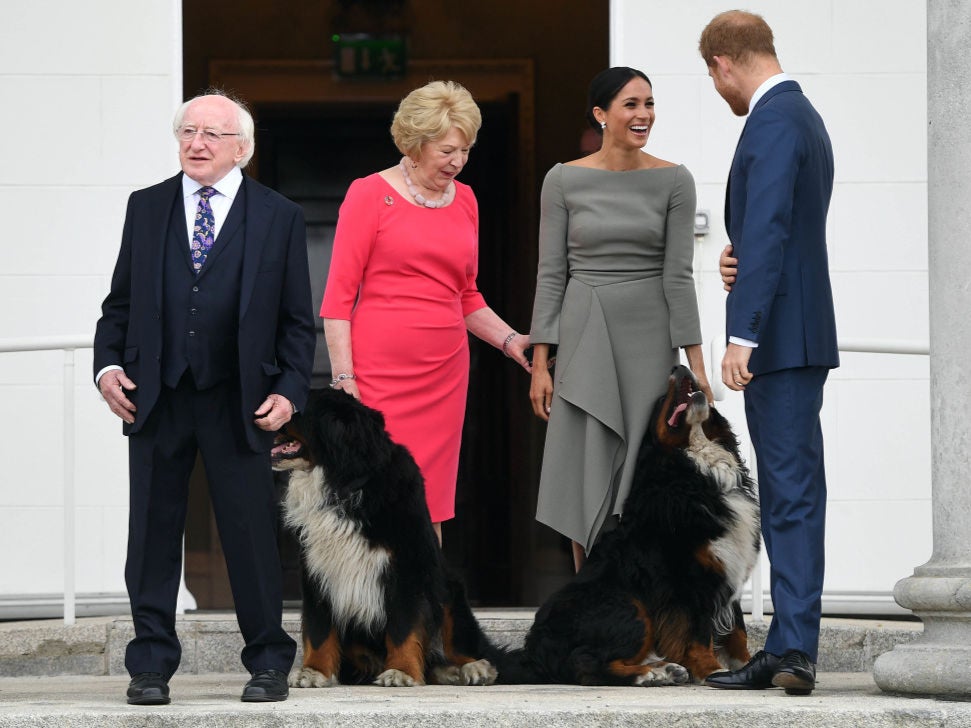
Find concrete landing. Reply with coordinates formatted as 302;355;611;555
0;611;923;677
3;672;971;728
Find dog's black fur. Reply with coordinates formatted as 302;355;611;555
272;388;496;687
494;365;761;686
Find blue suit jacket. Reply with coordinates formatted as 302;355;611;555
93;172;316;452
725;80;839;375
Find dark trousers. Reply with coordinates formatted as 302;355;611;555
124;374;295;680
744;366;829;663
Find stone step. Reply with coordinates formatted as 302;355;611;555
0;611;920;678
4;671;971;728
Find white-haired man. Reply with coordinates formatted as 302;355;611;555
94;92;315;704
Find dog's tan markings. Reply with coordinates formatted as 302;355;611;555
680;641;725;681
694;544;725;574
441;607;476;666
716;624;752;671
656;614;724;682
303;630;341;679
290;631;341;688
607;599;673;681
378;631;427;686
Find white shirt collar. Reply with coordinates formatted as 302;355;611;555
181;166;243;200
749;72;790;114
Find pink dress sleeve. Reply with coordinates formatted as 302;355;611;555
320;177;379;319
460;188;487;316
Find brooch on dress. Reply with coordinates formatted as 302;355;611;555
384;195;394;206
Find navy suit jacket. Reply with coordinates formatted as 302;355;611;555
93;172;316;452
725;80;839;375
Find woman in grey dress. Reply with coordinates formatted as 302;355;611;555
529;67;713;571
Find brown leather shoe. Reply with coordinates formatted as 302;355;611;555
705;650;781;689
771;649;816;695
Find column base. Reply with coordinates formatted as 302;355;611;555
874;641;971;697
873;574;971;697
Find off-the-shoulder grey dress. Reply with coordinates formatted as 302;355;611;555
529;163;703;551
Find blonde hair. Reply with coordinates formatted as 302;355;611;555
390;81;482;158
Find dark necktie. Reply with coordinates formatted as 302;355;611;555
191;186;217;273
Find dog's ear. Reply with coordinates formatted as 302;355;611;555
310;392;394;479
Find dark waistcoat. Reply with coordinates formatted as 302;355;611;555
161;189;246;389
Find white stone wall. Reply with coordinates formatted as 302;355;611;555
612;0;929;613
0;1;182;615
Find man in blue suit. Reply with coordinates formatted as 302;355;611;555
698;11;839;696
94;92;315;704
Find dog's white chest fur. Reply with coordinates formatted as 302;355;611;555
284;467;390;634
686;426;761;597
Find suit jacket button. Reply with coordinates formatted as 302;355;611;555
188;331;196;337
192;286;199;292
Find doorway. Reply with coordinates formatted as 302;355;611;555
184;60;566;607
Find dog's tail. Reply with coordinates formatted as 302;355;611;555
490;646;551;685
443;572;550;684
442;572;497;661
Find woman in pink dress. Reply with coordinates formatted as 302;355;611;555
320;81;530;543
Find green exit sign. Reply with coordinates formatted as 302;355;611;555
333;34;407;79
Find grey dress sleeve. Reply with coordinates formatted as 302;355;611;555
529;164;568;345
662;165;703;348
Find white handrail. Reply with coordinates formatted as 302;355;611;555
1;336;92;625
1;335;196;625
708;334;930;621
0;335;92;354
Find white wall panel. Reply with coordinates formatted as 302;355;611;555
0;0;180;609
828;183;928;272
0;187;131;276
0;2;173;76
831;0;926;74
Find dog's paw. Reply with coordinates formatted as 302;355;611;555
430;665;463;685
374;668;424;687
289;666;339;688
634;662;690;687
460;659;498;686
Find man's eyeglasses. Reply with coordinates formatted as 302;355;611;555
178;126;241;144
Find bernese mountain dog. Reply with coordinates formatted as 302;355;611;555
495;364;761;686
271;388;497;688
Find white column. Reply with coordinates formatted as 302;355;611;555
873;0;971;697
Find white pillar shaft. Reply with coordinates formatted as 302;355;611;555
873;0;971;696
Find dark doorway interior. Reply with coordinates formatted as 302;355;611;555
186;97;550;608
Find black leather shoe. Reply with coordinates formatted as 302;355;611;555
705;650;781;690
241;669;289;702
126;672;170;705
772;649;816;695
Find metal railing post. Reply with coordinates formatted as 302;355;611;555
62;348;77;626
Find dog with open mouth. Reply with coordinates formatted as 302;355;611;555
494;364;760;686
271;388;497;688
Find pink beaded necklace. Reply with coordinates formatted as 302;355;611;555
399;157;455;209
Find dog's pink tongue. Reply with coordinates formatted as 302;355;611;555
668;402;688;427
271;441;300;457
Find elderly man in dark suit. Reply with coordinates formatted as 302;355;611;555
698;11;839;696
94;92;315;705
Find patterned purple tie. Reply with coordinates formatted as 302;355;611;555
191;186;217;273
